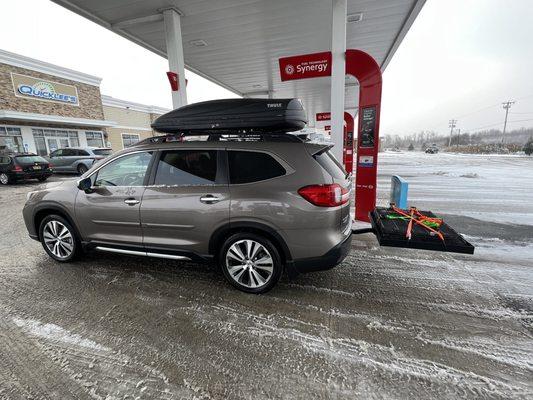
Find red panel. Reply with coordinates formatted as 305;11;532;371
345;49;383;222
316;112;331;121
279;52;332;82
166;71;179;91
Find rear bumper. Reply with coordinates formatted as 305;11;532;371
288;233;352;275
13;171;52;180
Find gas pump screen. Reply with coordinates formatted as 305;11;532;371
360;106;376;148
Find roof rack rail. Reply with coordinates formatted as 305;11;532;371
133;132;303;147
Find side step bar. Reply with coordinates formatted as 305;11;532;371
95;246;191;261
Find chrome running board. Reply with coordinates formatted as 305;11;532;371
95;246;191;261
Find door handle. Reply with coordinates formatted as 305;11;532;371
200;195;221;204
124;198;140;206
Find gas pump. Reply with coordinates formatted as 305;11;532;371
316;112;355;174
342;112;355;174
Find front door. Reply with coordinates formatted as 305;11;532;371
141;149;229;257
75;151;153;247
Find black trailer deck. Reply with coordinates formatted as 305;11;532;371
369;207;475;254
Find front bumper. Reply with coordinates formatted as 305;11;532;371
288;233;352;275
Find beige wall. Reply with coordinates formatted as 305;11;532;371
102;105;163;151
0;62;105;121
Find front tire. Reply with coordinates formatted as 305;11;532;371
0;173;11;185
38;176;48;182
39;215;80;262
219;233;282;294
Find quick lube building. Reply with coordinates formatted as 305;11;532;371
0;49;168;155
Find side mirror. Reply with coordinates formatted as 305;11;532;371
77;177;93;192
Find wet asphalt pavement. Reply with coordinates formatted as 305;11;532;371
1;153;532;399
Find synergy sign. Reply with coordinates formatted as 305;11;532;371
278;52;332;81
11;73;79;105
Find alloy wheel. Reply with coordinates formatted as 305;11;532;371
0;173;9;185
225;239;274;289
43;220;74;259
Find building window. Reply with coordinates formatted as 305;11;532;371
0;126;24;153
85;131;104;148
122;133;140;148
31;128;81;156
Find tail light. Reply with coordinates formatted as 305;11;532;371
12;165;22;172
298;184;349;207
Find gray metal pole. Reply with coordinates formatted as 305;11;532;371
501;101;515;144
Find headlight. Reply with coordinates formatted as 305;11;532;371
26;191;37;201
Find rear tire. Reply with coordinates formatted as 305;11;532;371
39;215;80;262
38;176;48;182
0;173;11;185
77;164;88;175
219;233;282;294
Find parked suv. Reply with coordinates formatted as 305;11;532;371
0;153;52;185
23;138;352;293
47;147;113;175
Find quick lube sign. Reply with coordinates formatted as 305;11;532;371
11;73;79;105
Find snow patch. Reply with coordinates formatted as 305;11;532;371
13;317;110;351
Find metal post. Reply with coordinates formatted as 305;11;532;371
330;0;347;162
501;100;515;144
448;119;456;147
163;9;187;109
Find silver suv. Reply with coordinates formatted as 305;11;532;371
23;138;352;293
47;147;113;175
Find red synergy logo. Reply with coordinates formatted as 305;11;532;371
284;64;295;75
279;52;332;82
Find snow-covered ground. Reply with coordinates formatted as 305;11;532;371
0;154;532;399
377;151;533;226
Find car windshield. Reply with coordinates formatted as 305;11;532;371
93;149;113;156
15;155;48;163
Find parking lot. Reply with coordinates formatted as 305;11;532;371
0;152;532;400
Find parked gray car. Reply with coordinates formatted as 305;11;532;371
47;147;113;175
23;138;352;293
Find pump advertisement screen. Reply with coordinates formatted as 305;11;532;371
279;52;332;81
359;106;377;148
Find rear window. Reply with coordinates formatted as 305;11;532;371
154;150;217;185
228;151;286;184
313;150;346;179
15;155;48;164
93;149;113;156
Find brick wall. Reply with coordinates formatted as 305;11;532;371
0;62;105;121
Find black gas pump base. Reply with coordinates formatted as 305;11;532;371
367;207;475;255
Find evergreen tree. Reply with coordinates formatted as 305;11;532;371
524;136;533;156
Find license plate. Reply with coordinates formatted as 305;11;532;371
33;166;41;170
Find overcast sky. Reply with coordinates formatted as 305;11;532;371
1;0;532;137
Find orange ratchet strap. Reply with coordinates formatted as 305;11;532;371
391;205;445;242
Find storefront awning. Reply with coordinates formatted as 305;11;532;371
0;110;117;128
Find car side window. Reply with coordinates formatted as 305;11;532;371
78;150;90;156
94;152;152;187
62;149;75;156
50;149;62;157
154;150;217;186
228;151;286;184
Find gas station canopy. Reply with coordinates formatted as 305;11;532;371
51;0;424;122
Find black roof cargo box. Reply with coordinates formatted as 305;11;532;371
151;98;307;134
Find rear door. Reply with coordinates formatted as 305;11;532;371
140;148;229;257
